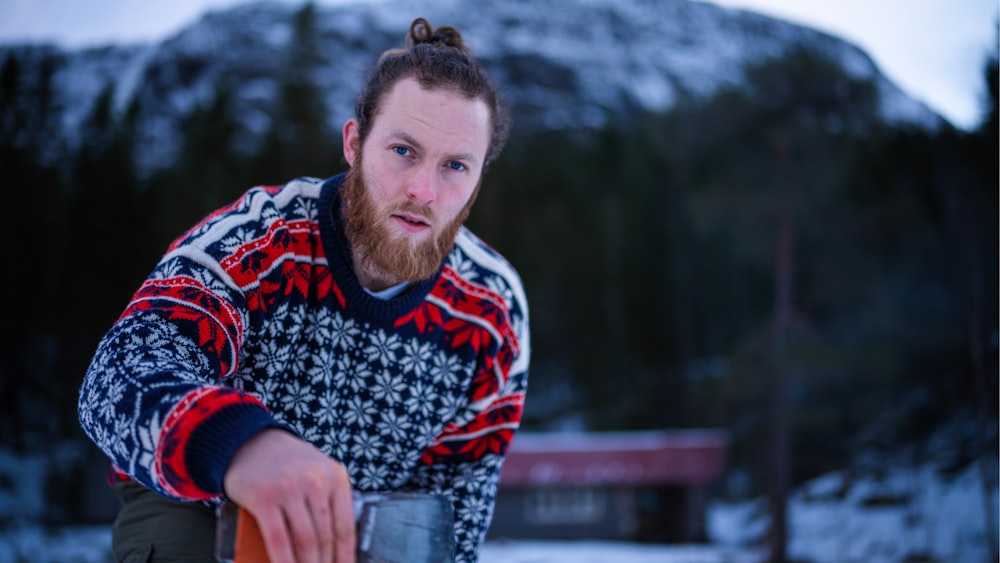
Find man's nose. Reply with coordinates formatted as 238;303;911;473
406;164;438;205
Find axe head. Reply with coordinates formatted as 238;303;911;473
355;492;454;563
215;492;454;563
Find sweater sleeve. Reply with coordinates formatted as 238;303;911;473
405;453;506;563
77;188;289;501
409;264;531;562
409;357;528;562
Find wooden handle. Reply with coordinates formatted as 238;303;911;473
229;506;270;562
221;503;335;562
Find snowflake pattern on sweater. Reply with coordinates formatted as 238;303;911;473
77;175;530;562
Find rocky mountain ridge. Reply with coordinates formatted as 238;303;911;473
1;0;943;174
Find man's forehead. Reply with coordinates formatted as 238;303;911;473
370;78;491;158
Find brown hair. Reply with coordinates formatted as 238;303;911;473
354;18;511;167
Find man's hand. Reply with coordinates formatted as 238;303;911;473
223;428;356;563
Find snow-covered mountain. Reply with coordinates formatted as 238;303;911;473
1;0;943;174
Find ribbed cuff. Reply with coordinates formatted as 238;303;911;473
184;402;293;496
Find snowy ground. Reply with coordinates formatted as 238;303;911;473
0;528;761;563
0;446;996;562
484;541;762;562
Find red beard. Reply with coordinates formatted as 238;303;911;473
340;157;478;286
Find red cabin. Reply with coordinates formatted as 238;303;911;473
489;430;729;542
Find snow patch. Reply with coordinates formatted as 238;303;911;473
708;460;998;563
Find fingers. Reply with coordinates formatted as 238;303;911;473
302;460;354;563
287;500;324;563
309;493;334;563
257;496;339;563
255;507;297;563
332;477;357;563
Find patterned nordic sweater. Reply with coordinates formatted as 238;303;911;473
77;174;530;562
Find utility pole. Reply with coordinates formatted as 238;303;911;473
766;205;793;563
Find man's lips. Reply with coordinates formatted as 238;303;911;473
391;212;431;233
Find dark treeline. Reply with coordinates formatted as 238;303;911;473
0;13;996;523
477;47;999;492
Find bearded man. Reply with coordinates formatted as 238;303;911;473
78;17;528;563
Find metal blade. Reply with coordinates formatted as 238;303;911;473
355;492;454;563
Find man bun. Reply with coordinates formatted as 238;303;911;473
406;18;470;54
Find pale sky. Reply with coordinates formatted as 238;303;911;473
0;0;996;129
711;0;998;130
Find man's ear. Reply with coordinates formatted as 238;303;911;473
342;119;361;167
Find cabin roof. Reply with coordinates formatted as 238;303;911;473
499;429;728;488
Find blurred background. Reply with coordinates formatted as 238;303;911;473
0;0;996;561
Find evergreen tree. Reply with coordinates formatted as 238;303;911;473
51;84;152;439
149;82;249;244
0;50;66;449
251;2;340;182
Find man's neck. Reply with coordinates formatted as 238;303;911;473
353;254;405;293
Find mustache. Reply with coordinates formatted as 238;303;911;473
389;201;436;224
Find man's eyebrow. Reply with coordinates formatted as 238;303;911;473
388;129;423;151
388;128;480;165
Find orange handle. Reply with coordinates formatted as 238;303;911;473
233;506;270;563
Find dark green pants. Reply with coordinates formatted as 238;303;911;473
111;480;218;563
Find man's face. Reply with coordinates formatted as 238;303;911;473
341;77;491;290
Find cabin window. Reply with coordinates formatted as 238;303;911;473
524;487;606;524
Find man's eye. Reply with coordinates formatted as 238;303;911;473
393;146;411;156
448;161;465;171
